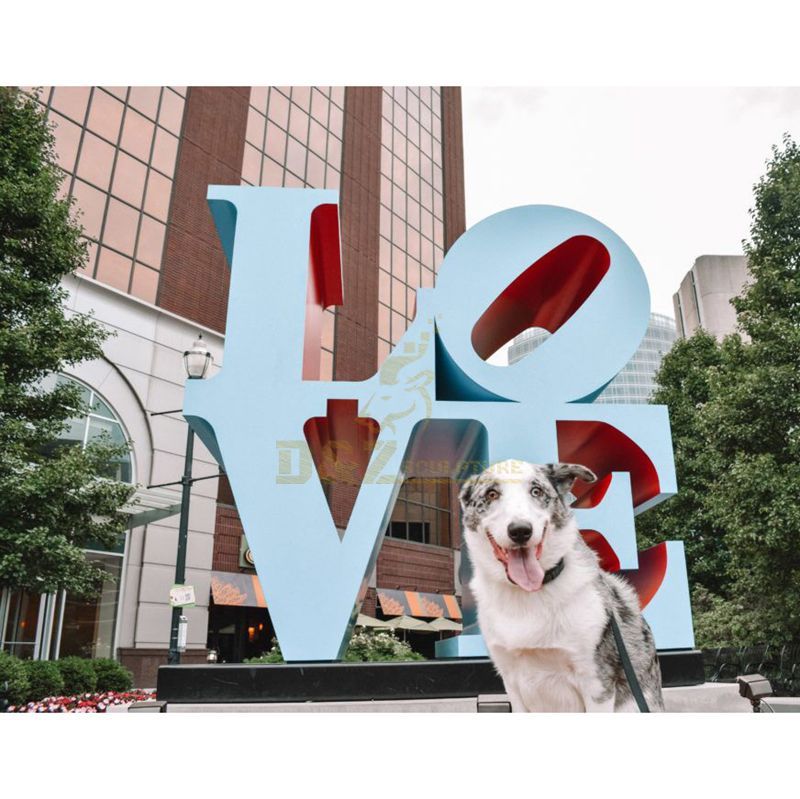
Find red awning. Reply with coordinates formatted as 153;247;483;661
210;571;266;608
377;588;461;620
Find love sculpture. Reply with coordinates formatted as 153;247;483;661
184;187;695;661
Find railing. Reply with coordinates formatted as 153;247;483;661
702;644;800;695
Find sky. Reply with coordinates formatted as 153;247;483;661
461;88;800;324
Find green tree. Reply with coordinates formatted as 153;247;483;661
642;135;800;646
700;135;800;643
636;330;730;596
0;87;134;598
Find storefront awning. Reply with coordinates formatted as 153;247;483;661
210;571;267;608
384;615;435;631
356;614;393;629
377;588;461;620
122;486;182;527
428;617;463;632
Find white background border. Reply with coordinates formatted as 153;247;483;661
3;2;798;793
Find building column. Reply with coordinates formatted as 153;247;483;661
441;87;466;253
157;87;250;333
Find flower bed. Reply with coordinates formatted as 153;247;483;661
6;689;156;713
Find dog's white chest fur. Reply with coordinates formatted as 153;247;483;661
472;561;610;712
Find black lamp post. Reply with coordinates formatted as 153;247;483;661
166;335;213;665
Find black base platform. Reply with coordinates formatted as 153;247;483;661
157;650;704;704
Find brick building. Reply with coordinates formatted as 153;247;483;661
0;87;466;685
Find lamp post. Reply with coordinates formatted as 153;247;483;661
167;335;213;665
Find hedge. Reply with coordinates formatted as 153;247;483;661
24;660;64;702
55;656;97;695
0;651;30;706
92;658;133;693
1;654;137;705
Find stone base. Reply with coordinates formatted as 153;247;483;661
158;659;505;704
119;647;208;689
156;650;703;706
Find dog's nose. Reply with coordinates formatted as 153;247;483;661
507;522;533;545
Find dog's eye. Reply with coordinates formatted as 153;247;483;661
530;486;543;499
485;489;499;501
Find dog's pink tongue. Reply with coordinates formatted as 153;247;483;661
507;547;545;592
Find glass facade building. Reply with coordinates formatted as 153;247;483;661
378;87;446;364
8;86;466;680
241;87;345;380
29;85;454;380
507;312;677;403
37;86;186;303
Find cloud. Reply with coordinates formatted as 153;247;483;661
466;87;548;124
729;87;800;115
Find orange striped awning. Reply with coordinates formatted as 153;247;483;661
210;571;266;608
377;588;462;620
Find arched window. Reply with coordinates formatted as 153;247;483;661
43;374;134;483
0;374;133;661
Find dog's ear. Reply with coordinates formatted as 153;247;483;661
459;475;479;510
545;463;597;496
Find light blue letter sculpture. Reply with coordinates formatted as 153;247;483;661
184;187;694;661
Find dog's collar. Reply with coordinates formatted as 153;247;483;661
542;557;566;585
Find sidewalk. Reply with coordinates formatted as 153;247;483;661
137;683;752;712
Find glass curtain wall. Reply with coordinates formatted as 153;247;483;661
29;86;186;303
377;88;449;549
241;86;344;380
507;313;677;404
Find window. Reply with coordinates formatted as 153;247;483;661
57;552;123;659
386;476;452;548
34;85;186;299
40;375;134;483
0;375;132;661
378;87;444;366
242;86;343;379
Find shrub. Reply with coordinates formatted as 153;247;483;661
56;656;97;694
0;651;30;706
245;630;426;664
91;658;133;692
245;640;285;664
691;585;764;649
24;660;64;702
344;630;425;663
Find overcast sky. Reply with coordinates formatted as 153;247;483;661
462;87;800;322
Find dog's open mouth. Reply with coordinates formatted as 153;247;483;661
486;529;546;592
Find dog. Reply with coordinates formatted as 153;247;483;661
460;459;664;712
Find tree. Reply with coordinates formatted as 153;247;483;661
0;87;134;598
700;135;800;644
636;330;731;597
641;135;800;646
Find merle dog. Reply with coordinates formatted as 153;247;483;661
460;459;664;712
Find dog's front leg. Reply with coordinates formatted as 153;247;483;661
503;682;529;713
489;646;529;712
577;673;616;713
581;693;616;713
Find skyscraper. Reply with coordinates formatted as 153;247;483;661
1;87;466;684
507;312;677;403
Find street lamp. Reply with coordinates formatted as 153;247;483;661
183;334;213;380
167;334;213;665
